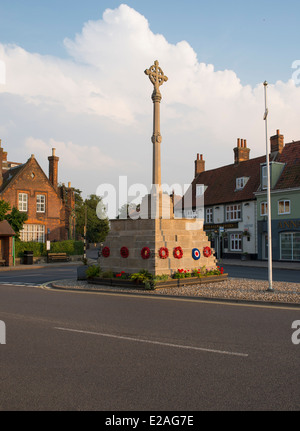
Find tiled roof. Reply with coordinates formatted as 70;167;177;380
0;163;25;193
176;155;266;210
0;220;16;236
274;141;300;190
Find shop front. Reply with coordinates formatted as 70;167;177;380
204;222;244;260
258;219;300;261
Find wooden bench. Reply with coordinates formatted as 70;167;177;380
0;259;6;266
47;253;70;263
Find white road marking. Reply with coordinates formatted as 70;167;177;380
0;282;41;287
54;326;249;358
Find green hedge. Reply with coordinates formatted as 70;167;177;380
15;240;84;257
49;240;84;256
15;241;45;257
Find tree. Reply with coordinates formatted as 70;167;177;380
0;199;28;237
0;200;10;221
117;202;140;219
75;192;109;243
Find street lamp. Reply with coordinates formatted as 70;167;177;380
263;81;274;292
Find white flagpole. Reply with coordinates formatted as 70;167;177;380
263;81;273;292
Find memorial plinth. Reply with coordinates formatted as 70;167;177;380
100;218;216;276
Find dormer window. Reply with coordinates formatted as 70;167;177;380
236;177;249;190
196;184;205;197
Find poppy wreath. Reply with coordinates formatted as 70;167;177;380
102;246;110;258
120;246;129;258
173;246;183;259
141;247;151;260
203;246;212;258
159;247;169;259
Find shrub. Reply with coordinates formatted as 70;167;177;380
115;271;128;279
15;241;46;257
130;269;153;283
15;239;84;257
101;270;114;279
85;265;101;279
173;269;190;279
50;240;84;255
154;274;169;281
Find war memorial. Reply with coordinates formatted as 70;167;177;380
98;61;218;279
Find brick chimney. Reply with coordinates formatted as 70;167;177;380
234;138;250;164
0;139;4;187
195;153;205;177
48;148;59;190
270;129;284;154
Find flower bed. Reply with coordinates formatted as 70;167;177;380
86;266;227;290
88;274;228;290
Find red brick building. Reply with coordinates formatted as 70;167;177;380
0;140;75;243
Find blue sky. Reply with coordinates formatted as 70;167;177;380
0;1;299;212
0;0;298;86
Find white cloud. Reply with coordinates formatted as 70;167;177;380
0;3;300;202
25;136;120;170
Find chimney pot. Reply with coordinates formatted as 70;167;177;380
194;153;205;177
48;150;59;190
0;143;3;187
271;130;284;154
234;138;250;164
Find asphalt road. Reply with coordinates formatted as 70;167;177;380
0;282;299;411
222;265;300;283
0;265;79;285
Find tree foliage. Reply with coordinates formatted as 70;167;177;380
0;199;28;237
0;200;11;221
75;191;109;243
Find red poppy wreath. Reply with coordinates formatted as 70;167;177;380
141;247;151;259
159;247;169;259
102;246;110;258
203;246;212;258
173;246;183;259
120;246;129;258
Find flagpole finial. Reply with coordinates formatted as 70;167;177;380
263;80;268;86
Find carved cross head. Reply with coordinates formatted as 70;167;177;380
145;60;168;91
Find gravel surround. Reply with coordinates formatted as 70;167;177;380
51;278;300;305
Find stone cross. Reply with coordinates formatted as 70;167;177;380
145;60;168;187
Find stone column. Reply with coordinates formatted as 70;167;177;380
144;61;171;219
145;60;168;189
